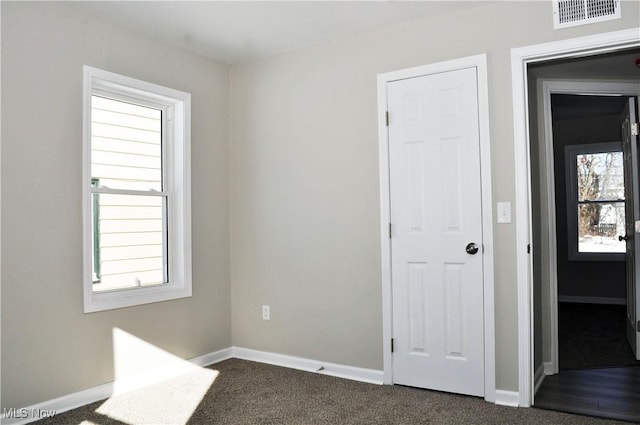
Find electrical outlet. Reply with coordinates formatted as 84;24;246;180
262;305;270;320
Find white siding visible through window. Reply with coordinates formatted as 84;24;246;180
91;96;167;292
91;96;162;190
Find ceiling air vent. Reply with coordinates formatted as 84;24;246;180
553;0;621;29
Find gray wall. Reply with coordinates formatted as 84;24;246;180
528;71;545;373
229;1;640;392
1;3;230;408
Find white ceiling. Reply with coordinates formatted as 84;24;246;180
64;1;490;65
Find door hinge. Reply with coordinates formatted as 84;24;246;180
527;244;531;254
391;338;395;353
632;123;639;137
637;320;640;332
385;111;389;127
389;223;392;238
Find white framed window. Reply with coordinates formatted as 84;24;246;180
565;142;625;261
83;66;191;313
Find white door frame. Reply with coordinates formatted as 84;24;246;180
377;54;496;402
511;28;640;407
539;80;640;378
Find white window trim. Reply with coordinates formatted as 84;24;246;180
82;66;192;313
565;141;625;262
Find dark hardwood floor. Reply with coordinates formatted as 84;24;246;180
535;366;640;422
535;303;640;422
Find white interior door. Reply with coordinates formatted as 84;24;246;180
388;67;485;396
622;97;640;360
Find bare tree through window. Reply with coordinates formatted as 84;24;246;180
575;149;625;253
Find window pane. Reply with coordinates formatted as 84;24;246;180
91;96;162;191
92;193;166;292
577;202;625;253
576;151;624;202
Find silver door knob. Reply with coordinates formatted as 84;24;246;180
466;243;479;255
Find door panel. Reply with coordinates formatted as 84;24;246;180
622;97;640;360
388;67;485;396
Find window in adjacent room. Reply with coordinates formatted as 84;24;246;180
566;142;625;261
83;66;191;312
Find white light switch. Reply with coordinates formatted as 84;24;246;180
635;220;640;233
497;202;511;224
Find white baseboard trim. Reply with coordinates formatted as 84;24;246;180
558;295;625;305
494;390;520;407
0;382;114;425
533;363;546;395
190;347;234;367
231;346;384;385
543;361;555;375
0;347;233;425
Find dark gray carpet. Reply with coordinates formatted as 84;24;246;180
33;358;626;425
559;303;640;370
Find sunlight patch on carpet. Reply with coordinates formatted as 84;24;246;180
94;328;218;425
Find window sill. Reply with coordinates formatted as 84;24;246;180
84;283;192;313
568;252;625;262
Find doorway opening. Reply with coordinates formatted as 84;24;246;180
528;50;640;422
511;29;640;409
